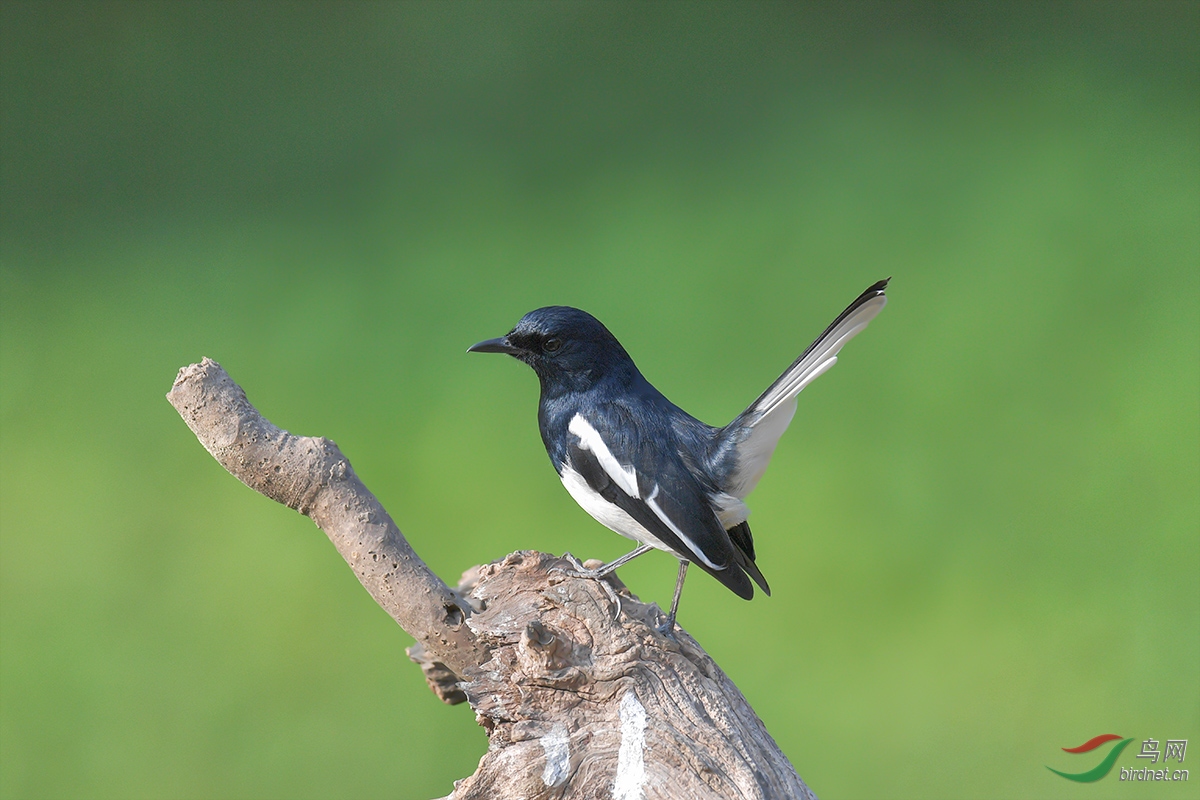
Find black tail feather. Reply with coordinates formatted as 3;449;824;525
727;520;770;597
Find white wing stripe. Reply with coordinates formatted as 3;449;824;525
568;414;639;497
645;485;722;570
568;414;724;570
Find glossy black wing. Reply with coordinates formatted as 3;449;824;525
564;411;755;600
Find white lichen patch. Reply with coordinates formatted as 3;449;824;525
541;723;570;787
614;690;647;800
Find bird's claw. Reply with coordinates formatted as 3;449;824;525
550;553;624;621
550;553;605;579
654;612;679;639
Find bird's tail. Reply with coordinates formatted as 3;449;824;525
713;279;889;499
727;520;770;596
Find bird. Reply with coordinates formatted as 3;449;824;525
468;279;888;633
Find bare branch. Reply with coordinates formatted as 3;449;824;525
167;358;485;678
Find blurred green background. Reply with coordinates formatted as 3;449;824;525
2;2;1197;799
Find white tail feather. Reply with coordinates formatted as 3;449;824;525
721;285;887;498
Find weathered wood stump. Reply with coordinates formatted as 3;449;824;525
169;358;815;800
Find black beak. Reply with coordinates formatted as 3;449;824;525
468;336;518;355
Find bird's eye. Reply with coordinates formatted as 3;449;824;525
542;337;562;353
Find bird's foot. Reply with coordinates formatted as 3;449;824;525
654;618;679;639
550;552;607;580
551;553;625;621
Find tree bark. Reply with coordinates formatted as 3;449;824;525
168;358;816;800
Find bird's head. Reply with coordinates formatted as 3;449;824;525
468;306;634;393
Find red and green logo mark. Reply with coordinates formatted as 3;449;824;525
1047;734;1134;782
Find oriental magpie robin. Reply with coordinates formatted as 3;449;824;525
469;279;888;632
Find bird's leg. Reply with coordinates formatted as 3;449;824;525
658;560;690;636
591;543;656;577
555;543;655;579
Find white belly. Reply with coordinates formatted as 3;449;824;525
559;466;675;554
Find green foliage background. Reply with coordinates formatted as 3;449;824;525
2;3;1196;799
